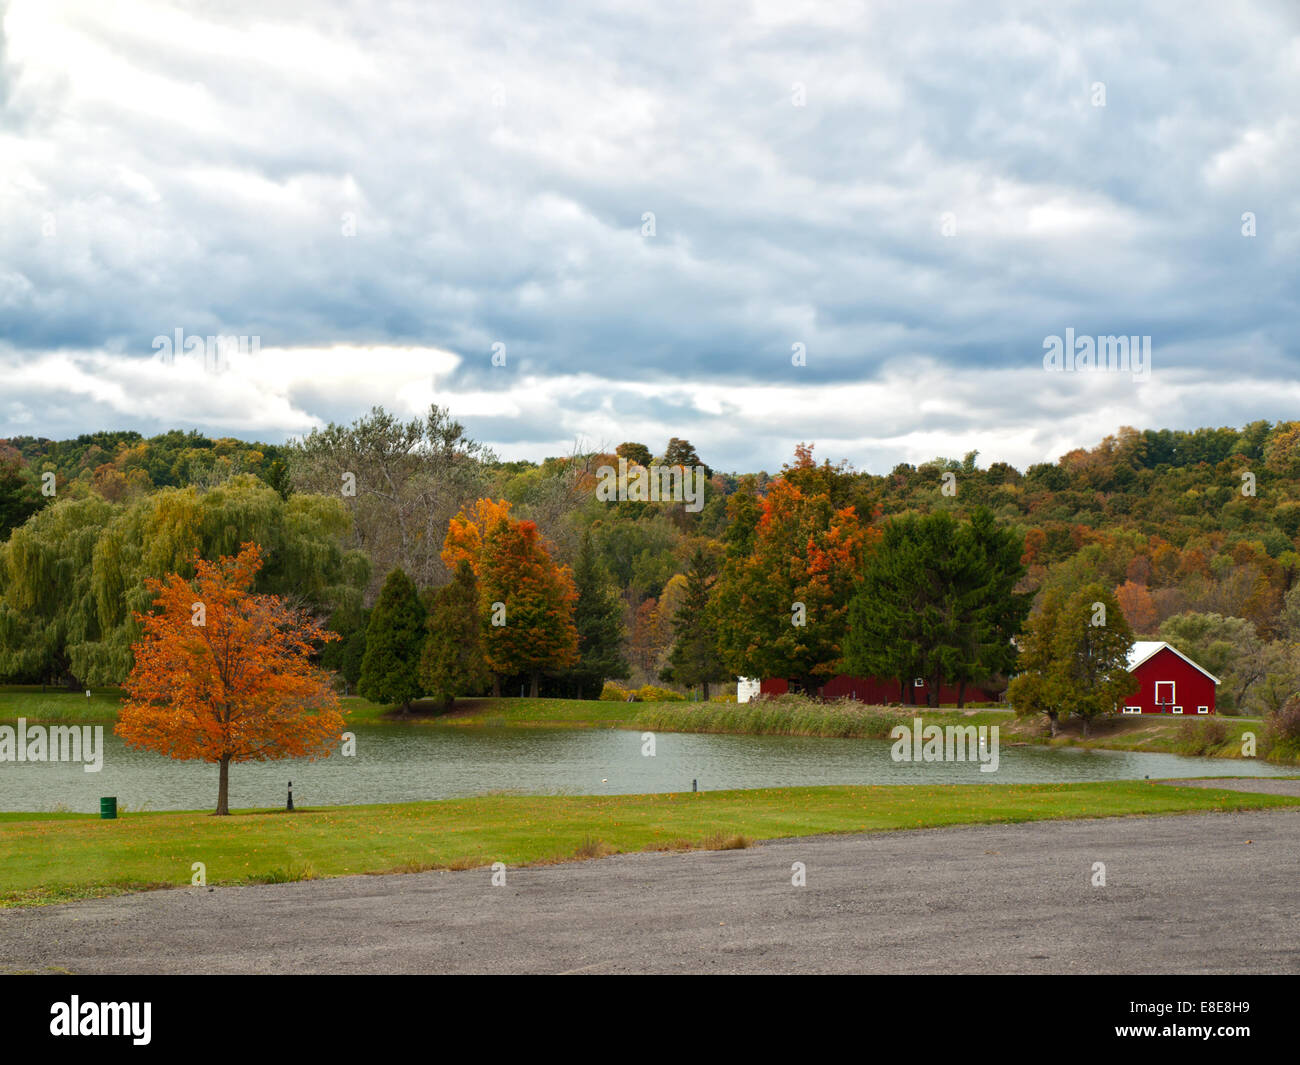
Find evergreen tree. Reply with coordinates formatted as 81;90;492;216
321;605;370;695
845;511;967;704
340;620;369;694
662;547;726;698
949;509;1032;704
844;517;926;703
418;561;489;709
567;531;628;698
358;567;427;712
845;510;1029;706
661;437;712;478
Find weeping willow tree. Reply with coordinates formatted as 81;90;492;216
0;496;115;686
0;476;368;687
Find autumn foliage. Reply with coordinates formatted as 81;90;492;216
712;474;876;691
116;542;345;815
443;497;578;696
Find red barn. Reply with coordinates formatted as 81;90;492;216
1121;641;1218;716
753;674;1001;706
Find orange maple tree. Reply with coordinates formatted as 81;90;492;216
712;473;876;692
443;497;579;696
116;542;345;815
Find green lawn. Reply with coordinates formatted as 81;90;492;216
342;694;644;728
0;685;128;724
2;781;1297;907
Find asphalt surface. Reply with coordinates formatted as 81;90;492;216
4;807;1299;974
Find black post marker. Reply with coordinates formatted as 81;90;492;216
287;780;294;811
692;778;697;792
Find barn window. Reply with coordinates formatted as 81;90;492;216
1122;706;1141;715
1172;705;1183;714
913;677;925;687
1197;705;1208;715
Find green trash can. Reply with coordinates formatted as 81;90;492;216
100;797;117;820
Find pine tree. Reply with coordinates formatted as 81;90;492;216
844;518;925;703
358;567;427;712
663;547;726;698
418;561;489;710
568;531;628;698
845;509;1029;706
946;509;1032;706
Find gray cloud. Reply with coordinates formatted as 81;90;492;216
0;0;1297;472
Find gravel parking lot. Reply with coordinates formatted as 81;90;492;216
4;806;1298;974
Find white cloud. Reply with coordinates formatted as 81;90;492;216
4;343;1300;476
0;0;1296;471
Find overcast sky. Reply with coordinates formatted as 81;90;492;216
1;0;1297;473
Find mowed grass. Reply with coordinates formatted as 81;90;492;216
2;781;1297;907
0;687;644;729
344;695;644;728
0;685;127;724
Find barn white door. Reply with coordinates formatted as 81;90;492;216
1155;681;1175;709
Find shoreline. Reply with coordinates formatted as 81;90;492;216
1;688;1293;765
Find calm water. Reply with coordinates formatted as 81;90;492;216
1;726;1295;813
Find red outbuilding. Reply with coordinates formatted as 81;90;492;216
753;673;1002;706
1121;641;1218;716
745;639;1219;714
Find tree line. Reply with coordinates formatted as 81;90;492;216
7;407;1300;724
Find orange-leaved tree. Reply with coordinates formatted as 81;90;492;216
116;542;345;815
443;498;578;696
712;469;876;694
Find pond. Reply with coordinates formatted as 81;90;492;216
1;725;1295;813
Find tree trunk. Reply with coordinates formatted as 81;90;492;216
215;755;231;816
899;678;906;704
1047;711;1059;737
1081;715;1091;739
702;681;710;701
929;670;940;708
492;674;501;697
957;680;966;709
529;672;539;698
